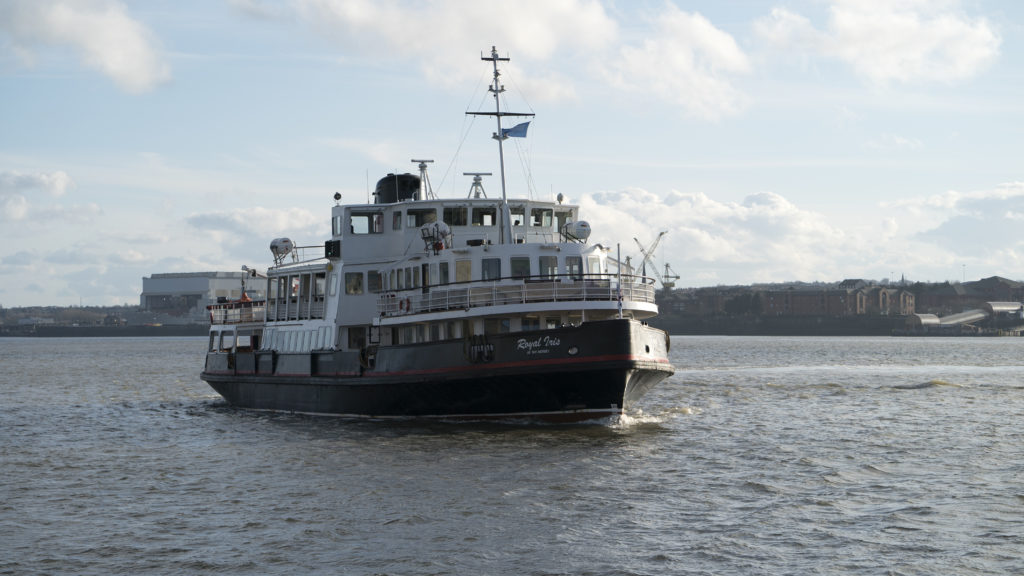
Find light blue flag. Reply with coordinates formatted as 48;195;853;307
501;121;530;138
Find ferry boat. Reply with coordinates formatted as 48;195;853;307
201;47;675;422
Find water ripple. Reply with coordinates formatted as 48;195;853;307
2;336;1023;575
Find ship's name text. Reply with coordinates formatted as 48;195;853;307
517;336;561;355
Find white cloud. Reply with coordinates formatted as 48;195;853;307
0;0;170;93
884;183;1024;214
228;0;288;20
293;0;616;97
288;1;748;117
581;186;851;284
36;202;103;224
0;170;73;196
898;183;1024;251
754;7;821;49
111;249;147;265
1;194;29;222
867;133;924;151
187;206;322;238
579;182;1024;286
603;5;751;119
321;137;406;168
864;183;1024;278
0;250;34;269
0;170;75;222
756;0;1000;84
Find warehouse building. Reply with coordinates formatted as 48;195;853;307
140;272;264;322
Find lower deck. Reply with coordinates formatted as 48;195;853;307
202;318;674;421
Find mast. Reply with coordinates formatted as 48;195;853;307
467;46;534;244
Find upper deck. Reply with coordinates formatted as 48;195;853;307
331;195;583;264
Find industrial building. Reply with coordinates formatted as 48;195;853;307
140;272;264;324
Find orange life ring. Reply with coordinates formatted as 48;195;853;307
404;298;411;312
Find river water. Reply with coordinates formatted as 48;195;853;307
1;336;1021;575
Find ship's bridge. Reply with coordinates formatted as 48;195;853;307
332;198;582;262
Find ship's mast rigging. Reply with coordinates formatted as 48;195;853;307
466;46;534;244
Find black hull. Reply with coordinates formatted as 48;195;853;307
201;319;673;423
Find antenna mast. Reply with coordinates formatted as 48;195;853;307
467;46;534;244
464;172;491;198
411;159;434;199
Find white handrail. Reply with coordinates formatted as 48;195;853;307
377;274;656;316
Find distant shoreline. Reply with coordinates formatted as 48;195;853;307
649;315;906;336
0;324;208;338
2;316;1013;338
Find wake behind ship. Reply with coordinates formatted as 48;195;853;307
200;47;674;422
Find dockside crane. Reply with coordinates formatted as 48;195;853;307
634;232;680;290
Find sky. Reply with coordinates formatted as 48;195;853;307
2;0;1023;307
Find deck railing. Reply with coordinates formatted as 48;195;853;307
377;274;656;317
208;299;267;325
266;298;326;321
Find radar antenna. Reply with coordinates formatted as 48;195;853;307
464;172;492;198
411;159;435;199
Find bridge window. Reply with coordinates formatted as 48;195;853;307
530;208;552;227
456;260;472;282
539;256;558;278
345;272;364;295
350;212;383;234
314;272;326;298
510;257;530;278
510;205;525;226
406;208;436;227
472;206;496;226
555;210;571;232
443;206;468;226
566;256;583;280
482;258;501;281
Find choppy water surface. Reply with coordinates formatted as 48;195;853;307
1;336;1022;575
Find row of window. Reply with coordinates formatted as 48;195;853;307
261;326;334;353
394;313;581;345
210;329;259;352
339;206;574;236
212;311;581;354
267;271;332;320
341;255;604;295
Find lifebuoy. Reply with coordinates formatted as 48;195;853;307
404;298;412;312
